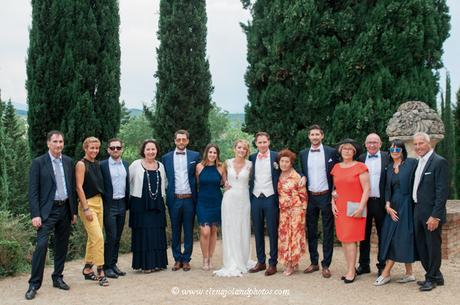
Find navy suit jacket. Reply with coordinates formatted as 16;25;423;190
100;158;130;210
359;151;390;198
28;153;77;221
249;150;280;196
161;149;200;206
299;145;338;192
414;152;449;223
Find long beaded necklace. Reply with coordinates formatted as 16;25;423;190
142;161;160;200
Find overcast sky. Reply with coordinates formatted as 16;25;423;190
0;0;458;113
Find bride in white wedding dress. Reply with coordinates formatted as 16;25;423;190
214;140;256;277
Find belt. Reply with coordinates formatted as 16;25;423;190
175;193;193;199
369;197;380;201
309;190;329;196
53;199;68;206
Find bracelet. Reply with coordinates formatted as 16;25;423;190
83;207;90;212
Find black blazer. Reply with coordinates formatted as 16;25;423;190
299;145;338;192
414;152;449;223
100;158;130;210
384;158;418;203
359;151;390;198
28;153;77;221
249;150;280;196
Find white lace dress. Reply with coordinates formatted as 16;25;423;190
213;159;256;277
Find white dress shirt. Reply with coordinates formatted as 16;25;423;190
253;154;275;197
174;149;192;194
365;150;381;198
307;144;329;192
412;149;434;203
108;157;127;199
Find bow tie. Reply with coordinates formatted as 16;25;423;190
176;151;185;155
310;149;320;153
368;154;378;158
257;151;269;159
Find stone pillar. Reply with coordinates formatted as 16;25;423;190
386;101;445;158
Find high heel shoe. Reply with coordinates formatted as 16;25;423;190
82;263;97;281
202;258;210;271
97;267;109;287
344;275;356;284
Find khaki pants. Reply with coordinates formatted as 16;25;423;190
79;194;104;266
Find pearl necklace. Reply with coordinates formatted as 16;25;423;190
142;161;160;200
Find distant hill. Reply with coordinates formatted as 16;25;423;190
15;109;28;117
128;108;143;117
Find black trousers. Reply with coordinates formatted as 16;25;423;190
306;192;334;267
359;197;386;269
414;205;443;282
104;198;126;269
29;203;71;289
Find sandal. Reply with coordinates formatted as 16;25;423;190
97;267;109;287
82;263;97;281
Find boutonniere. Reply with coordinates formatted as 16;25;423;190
273;162;279;170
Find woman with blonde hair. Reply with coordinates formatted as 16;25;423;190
196;144;225;270
214;139;256;277
76;137;107;286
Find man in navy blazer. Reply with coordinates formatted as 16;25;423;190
357;133;390;276
162;130;200;271
26;131;77;300
299;124;338;278
100;138;130;279
412;132;449;291
248;132;281;276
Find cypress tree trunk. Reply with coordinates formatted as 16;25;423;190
27;0;121;159
242;0;450;150
149;0;213;152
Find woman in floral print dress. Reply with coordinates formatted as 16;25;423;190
277;149;308;276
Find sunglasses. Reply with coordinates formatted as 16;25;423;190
109;146;122;151
389;147;402;153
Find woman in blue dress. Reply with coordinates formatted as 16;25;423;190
374;139;418;286
196;144;224;271
129;139;168;273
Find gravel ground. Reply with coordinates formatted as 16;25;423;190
2;237;459;305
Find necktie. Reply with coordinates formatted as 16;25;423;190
257;151;269;159
368;154;378;158
310;149;320;153
53;158;66;200
176;151;185;155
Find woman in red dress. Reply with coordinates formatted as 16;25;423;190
331;139;370;283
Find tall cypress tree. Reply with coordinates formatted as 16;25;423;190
455;87;460;199
27;0;121;159
0;98;10;210
148;0;213;152
242;0;450;150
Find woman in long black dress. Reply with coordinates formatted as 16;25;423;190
129;139;168;272
374;139;418;286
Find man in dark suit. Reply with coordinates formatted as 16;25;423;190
26;130;77;300
299;125;338;278
101;138;130;279
162;130;200;271
248;132;282;276
412;132;448;291
357;133;390;276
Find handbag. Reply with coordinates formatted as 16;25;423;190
346;201;367;218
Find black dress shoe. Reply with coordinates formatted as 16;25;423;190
25;286;37;300
418;279;444;286
417;280;426;286
356;265;370;275
105;268;119;279
53;278;70;290
113;265;126;276
419;281;436;291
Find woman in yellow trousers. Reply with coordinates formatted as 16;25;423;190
76;137;108;286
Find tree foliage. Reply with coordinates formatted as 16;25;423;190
242;0;450;150
147;0;213;153
27;0;121;159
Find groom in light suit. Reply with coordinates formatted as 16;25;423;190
162;130;200;272
248;132;280;276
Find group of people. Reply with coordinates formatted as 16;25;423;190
25;126;449;300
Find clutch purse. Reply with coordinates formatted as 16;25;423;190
346;201;367;218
